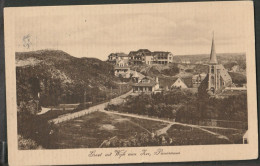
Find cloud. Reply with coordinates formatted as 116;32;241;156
15;2;249;59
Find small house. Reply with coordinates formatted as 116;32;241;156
114;66;131;78
171;77;191;89
132;76;159;93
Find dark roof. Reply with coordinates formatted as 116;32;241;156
181;77;193;88
128;51;137;56
217;64;232;83
133;76;157;87
109;53;128;57
159;76;193;88
133;81;156;87
137;49;151;53
158;77;178;88
152;52;171;56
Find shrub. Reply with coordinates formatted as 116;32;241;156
18;135;42;150
17;102;59;149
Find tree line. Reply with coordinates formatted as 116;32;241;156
106;89;248;124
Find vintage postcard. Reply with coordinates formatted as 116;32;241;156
4;1;258;165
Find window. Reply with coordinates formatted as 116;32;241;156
211;76;215;86
211;66;214;74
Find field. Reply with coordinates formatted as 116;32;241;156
166;124;243;145
50;111;245;149
53;111;168;148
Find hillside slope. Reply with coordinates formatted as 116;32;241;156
16;50;127;107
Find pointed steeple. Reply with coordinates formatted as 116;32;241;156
209;32;218;64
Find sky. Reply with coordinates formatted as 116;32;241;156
15;2;250;60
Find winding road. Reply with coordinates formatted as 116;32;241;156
99;110;233;142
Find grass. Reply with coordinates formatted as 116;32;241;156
53;111;167;149
201;128;245;144
48;112;244;149
166;124;231;145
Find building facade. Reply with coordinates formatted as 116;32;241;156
152;52;174;64
114;66;131;78
192;73;207;88
132;76;160;93
108;53;129;65
128;49;151;65
127;49;174;65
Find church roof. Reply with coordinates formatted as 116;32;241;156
217;64;232;84
209;34;218;64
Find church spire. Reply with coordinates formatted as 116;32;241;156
209;32;218;64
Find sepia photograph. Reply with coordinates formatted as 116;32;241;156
4;1;258;165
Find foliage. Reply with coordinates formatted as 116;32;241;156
161;65;180;76
106;89;248;124
16;50;126;107
101;132;174;147
185;69;193;73
224;62;238;70
18;135;42;150
228;72;247;85
17;101;59;149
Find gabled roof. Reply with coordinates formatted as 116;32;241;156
137;49;151;53
128;51;137;56
109;53;128;57
181;77;193;88
160;76;192;88
171;77;193;88
159;77;178;88
217;64;232;83
116;59;128;64
133;76;157;87
152;52;172;56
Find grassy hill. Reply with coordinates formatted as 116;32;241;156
16;50;130;108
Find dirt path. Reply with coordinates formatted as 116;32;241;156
50;90;133;124
155;123;174;136
100;110;232;142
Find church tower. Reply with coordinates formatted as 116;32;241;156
208;33;220;94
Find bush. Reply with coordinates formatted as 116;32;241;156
18;135;42;150
101;132;174;148
17;102;59;149
161;66;180;76
185;69;193;73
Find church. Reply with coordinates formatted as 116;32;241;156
198;34;233;95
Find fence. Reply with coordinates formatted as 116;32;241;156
177;118;247;129
49;90;133;124
49;102;109;124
